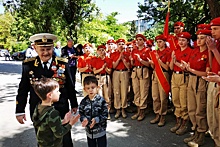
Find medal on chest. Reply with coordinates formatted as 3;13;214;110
51;62;66;87
29;70;38;85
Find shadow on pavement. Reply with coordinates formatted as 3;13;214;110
0;82;19;104
0;62;22;75
0;128;37;147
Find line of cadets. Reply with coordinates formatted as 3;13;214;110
76;17;220;147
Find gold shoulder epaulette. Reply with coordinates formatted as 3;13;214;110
23;57;36;63
56;57;68;63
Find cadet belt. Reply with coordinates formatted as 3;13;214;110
95;74;109;86
173;71;183;74
189;72;200;93
115;69;128;71
189;72;197;76
95;73;107;76
136;66;143;68
82;72;93;74
162;68;168;72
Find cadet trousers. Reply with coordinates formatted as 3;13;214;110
113;70;129;109
207;82;220;146
131;67;150;109
96;74;112;109
187;75;208;132
171;73;189;120
152;71;169;115
81;73;94;97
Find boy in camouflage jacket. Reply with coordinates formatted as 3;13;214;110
79;76;108;147
32;78;80;147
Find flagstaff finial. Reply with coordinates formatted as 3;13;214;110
168;0;170;12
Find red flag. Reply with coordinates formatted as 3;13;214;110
163;1;170;38
163;11;170;38
150;51;170;96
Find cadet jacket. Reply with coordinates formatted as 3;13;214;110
32;104;71;147
79;94;108;139
16;56;78;118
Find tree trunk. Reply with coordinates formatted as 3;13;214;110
206;0;220;18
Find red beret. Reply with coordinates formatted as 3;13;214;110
196;29;211;36
197;24;211;30
174;21;184;27
136;34;147;41
97;45;106;50
148;39;154;44
146;40;153;47
126;42;132;46
155;34;167;41
83;43;92;48
116;38;126;44
132;40;136;44
178;32;191;39
210;17;220;26
106;39;116;44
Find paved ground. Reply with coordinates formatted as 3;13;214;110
0;57;215;147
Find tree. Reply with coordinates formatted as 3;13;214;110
206;0;220;18
2;0;131;49
78;12;130;46
4;0;64;33
61;0;98;42
126;20;136;42
3;0;97;43
0;12;15;49
104;12;130;40
137;0;215;40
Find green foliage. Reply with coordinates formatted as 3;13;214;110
61;0;98;42
103;12;130;41
137;0;214;40
143;23;164;40
126;20;136;41
78;12;130;46
2;0;134;49
0;12;15;49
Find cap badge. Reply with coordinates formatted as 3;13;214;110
42;36;47;42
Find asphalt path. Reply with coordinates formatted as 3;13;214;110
0;57;214;147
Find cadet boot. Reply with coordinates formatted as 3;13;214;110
150;114;160;124
121;108;127;118
183;131;198;143
195;132;205;145
131;107;140;120
176;119;188;135
114;109;121;119
109;106;116;114
170;117;182;133
158;115;165;127
188;132;205;146
137;109;145;121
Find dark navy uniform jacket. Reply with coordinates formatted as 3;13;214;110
16;55;78;119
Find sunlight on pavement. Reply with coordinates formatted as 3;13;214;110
0;72;34;141
107;120;130;137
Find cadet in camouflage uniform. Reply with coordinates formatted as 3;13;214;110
32;78;80;147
